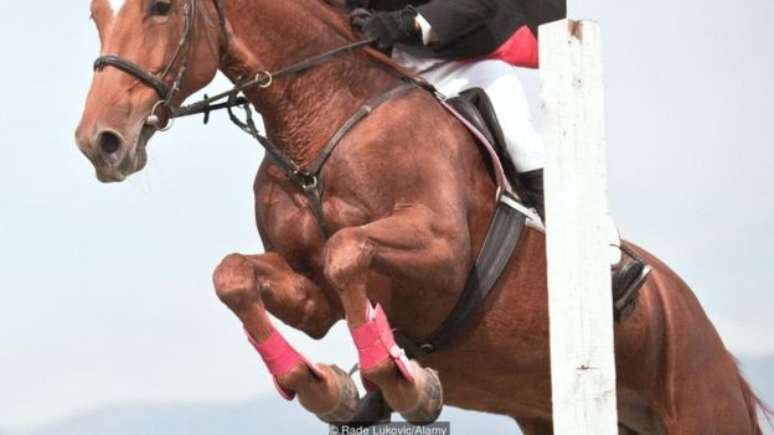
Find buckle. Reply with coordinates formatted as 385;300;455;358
291;169;318;192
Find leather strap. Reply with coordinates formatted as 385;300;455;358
310;83;415;175
172;39;376;119
306;82;417;237
226;81;417;239
396;190;527;356
93;55;170;99
440;99;512;194
211;0;229;57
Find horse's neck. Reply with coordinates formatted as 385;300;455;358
220;0;400;166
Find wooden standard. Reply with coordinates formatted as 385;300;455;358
540;19;619;435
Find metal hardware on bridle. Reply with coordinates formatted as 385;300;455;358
297;170;319;191
170;38;376;120
147;100;175;131
92;0;205;131
257;71;273;89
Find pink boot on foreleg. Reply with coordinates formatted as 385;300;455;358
245;324;361;423
322;222;447;425
214;252;360;423
245;325;323;401
350;303;443;424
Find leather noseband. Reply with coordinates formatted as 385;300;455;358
91;0;205;112
93;55;171;100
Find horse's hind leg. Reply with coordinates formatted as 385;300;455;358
213;252;359;423
323;205;463;424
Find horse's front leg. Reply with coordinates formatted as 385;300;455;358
323;204;464;424
213;252;359;423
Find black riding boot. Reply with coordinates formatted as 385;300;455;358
517;169;545;221
517;169;651;322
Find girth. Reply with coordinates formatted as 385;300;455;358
396;191;531;357
394;88;535;357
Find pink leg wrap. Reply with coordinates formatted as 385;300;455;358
245;328;323;400
350;304;415;391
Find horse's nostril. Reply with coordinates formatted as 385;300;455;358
98;131;123;155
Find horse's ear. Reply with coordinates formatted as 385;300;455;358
90;0;114;45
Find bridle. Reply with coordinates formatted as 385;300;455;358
91;0;385;130
91;0;384;131
92;0;209;130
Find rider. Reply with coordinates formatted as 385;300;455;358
347;0;651;317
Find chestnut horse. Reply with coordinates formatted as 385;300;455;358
75;0;769;433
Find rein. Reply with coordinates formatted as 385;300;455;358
90;0;378;137
91;0;375;123
172;38;376;120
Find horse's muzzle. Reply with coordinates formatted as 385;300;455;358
76;126;150;183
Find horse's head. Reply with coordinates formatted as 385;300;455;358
75;0;222;182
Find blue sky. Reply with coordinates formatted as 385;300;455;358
1;0;773;431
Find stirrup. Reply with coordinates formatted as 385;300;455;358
612;245;652;322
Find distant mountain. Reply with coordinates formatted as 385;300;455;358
14;357;773;435
13;400;517;435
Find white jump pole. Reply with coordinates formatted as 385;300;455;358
540;19;619;435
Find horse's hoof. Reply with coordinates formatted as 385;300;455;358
316;365;361;424
399;367;444;425
348;390;393;426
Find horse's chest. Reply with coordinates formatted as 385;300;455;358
255;181;369;267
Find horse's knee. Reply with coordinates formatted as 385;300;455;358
323;228;374;290
213;253;258;312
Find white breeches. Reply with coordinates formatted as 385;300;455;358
417;59;545;173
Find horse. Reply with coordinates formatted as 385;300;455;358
74;0;771;433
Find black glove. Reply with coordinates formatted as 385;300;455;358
350;7;421;52
345;0;370;10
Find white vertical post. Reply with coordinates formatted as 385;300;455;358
540;19;618;435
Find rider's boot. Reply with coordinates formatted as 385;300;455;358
518;168;544;221
517;169;652;322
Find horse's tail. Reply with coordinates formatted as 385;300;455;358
735;358;773;435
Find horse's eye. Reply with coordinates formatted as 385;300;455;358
150;1;172;16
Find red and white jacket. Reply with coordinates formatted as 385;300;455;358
365;0;566;69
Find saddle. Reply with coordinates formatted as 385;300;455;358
446;88;524;197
